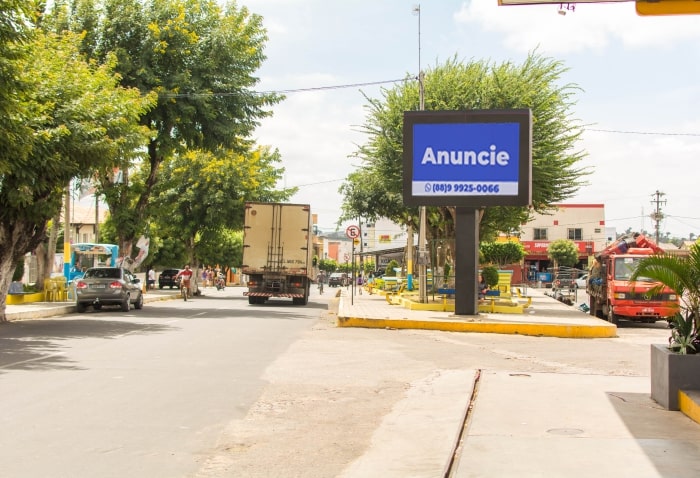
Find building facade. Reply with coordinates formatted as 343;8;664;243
519;203;607;282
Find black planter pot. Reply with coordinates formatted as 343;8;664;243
650;343;700;410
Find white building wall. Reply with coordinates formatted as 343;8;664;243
520;204;607;254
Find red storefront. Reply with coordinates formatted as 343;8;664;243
521;240;595;283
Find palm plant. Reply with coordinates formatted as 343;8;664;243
630;243;700;354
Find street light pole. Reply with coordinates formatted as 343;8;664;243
414;5;428;303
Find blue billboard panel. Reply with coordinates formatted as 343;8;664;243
403;110;532;207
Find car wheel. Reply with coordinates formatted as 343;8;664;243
159;284;163;289
93;303;102;310
121;295;130;312
76;302;87;313
134;292;143;309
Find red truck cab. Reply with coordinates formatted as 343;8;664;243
587;234;679;325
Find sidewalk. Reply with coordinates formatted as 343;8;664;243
337;285;617;338
4;287;179;321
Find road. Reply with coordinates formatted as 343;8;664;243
0;286;677;477
0;287;324;478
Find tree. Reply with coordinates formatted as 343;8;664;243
0;29;155;322
480;242;526;269
149;146;294;266
318;258;338;275
197;229;243;273
44;0;283;259
340;52;589;261
547;239;579;268
480;265;500;289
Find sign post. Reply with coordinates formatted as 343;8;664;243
346;226;360;304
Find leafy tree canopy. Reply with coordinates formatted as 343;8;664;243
480;241;526;268
42;0;283;257
547;239;579;267
340;52;589;242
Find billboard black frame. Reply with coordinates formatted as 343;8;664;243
402;109;532;207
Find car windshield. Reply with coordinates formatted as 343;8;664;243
84;268;121;279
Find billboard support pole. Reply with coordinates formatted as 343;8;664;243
455;207;479;315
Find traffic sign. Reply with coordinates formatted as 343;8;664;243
345;225;360;239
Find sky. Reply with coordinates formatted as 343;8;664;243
241;0;700;238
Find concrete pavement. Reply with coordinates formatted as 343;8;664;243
5;284;700;477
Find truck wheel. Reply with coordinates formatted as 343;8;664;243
607;306;619;325
248;296;256;305
589;296;596;317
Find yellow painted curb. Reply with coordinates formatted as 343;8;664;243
679;390;700;425
7;292;46;305
337;316;617;338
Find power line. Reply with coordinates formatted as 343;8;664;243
160;78;409;98
586;128;700;137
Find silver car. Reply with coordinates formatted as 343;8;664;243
74;267;144;313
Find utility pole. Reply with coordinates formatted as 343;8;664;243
413;4;428;303
650;190;666;244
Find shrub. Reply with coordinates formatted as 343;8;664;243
481;265;499;288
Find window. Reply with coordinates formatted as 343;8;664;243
568;228;583;241
533;228;547;240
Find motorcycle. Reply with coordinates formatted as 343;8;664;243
215;274;226;290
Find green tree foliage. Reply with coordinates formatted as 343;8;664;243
197;229;243;271
0;0;35;175
630;245;700;354
0;28;154;321
481;265;500;289
480;241;526;268
340;52;588;245
384;260;400;277
150;147;294;265
318;258;338;274
44;0;283;258
547;239;579;267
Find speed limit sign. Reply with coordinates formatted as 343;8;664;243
345;225;360;239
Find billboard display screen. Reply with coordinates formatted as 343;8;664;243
402;110;532;207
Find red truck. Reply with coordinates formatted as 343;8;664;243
587;233;679;325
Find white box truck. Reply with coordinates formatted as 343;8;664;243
242;202;314;305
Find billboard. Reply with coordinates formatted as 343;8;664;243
402;110;532;207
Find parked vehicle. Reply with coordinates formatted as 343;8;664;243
74;267;144;313
587;233;679;325
575;273;588;289
158;269;181;289
551;266;577;293
328;273;348;287
241;202;314;305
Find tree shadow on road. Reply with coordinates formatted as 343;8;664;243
0;319;174;373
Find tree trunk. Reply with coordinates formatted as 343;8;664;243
0;218;48;323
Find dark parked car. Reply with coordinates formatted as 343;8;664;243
158;268;181;289
74;267;143;313
328;272;348;287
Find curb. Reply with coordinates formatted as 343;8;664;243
336;315;618;338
